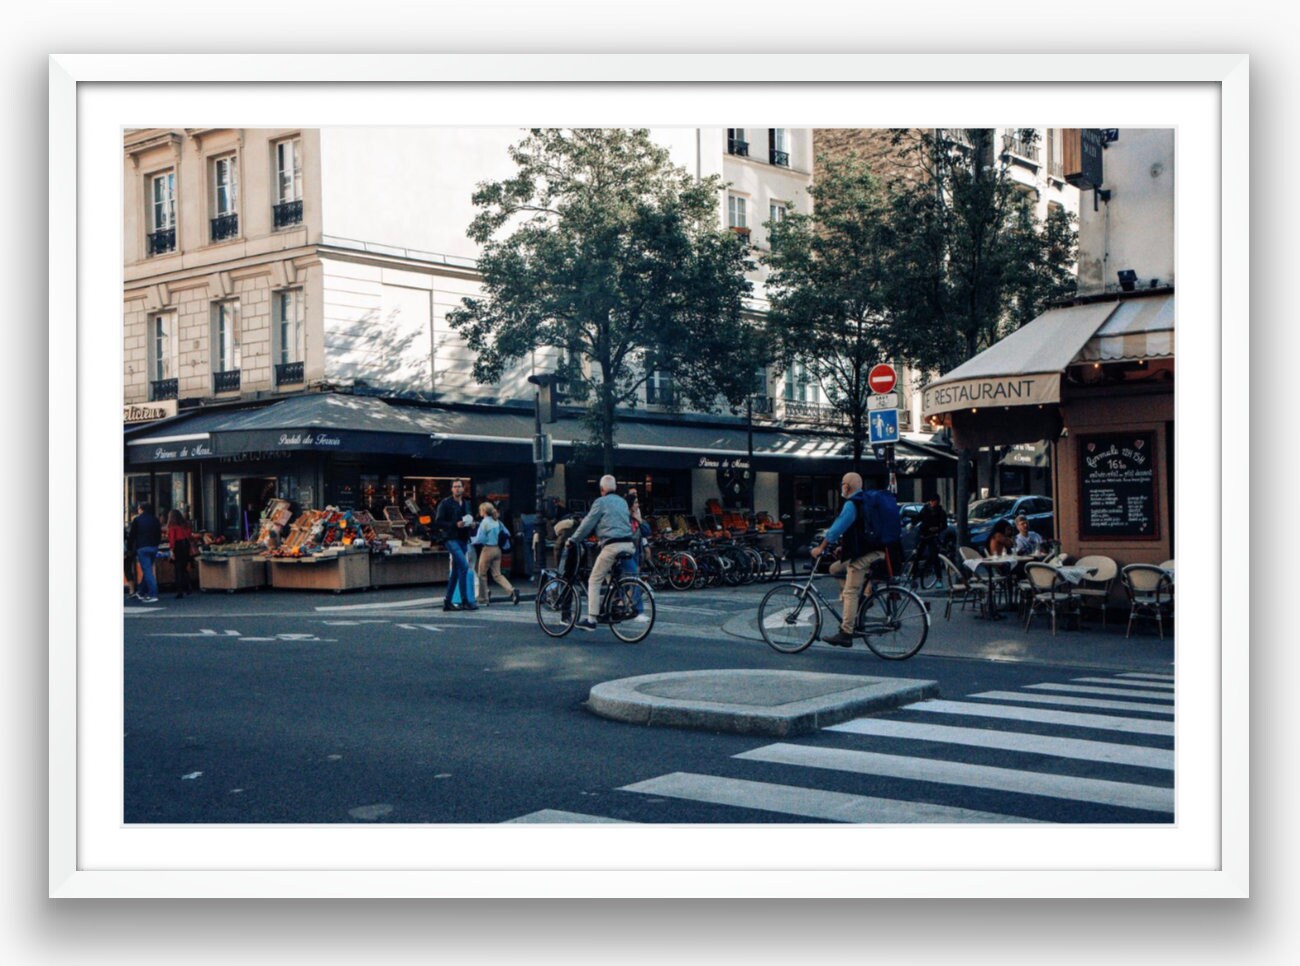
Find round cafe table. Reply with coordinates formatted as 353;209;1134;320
964;555;1038;620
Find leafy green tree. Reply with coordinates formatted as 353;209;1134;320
763;153;905;471
447;128;759;475
883;128;1078;541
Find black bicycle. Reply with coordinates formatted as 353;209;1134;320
535;545;656;643
757;554;930;660
899;534;946;591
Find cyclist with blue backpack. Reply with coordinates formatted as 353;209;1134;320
809;472;901;647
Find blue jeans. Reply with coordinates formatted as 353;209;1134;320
444;540;471;605
136;546;159;599
622;551;643;615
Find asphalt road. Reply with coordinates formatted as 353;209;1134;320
123;582;1174;824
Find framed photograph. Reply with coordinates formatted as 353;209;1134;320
52;53;1246;898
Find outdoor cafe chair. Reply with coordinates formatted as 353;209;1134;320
1023;562;1079;636
1159;559;1175;572
958;545;983;563
938;553;987;621
1072;555;1119;630
1121;564;1174;640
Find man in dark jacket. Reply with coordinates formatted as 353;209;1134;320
435;479;477;611
126;502;163;603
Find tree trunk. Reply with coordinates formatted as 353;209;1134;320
955;446;973;549
600;376;616;477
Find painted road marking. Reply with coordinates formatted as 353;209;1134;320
735;745;1173;813
504;810;634;824
1025;683;1175;701
1072;676;1174;690
826;719;1173;769
968;691;1175;715
909;700;1174;736
620;773;1037;823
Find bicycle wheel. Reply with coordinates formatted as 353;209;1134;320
667;551;697;591
919;559;943;591
741;547;764;585
758;583;821;654
609;577;655;643
860;585;929;660
758;549;779;582
535;577;580;638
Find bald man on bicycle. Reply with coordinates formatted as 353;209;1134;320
810;472;894;647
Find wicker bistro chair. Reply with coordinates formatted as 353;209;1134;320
938;553;988;621
1072;555;1119;630
1122;564;1175;639
958;545;983;563
1022;563;1080;636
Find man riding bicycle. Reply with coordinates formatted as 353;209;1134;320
568;474;645;631
810;472;900;647
915;493;948;572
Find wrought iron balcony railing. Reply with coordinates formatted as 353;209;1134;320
1002;133;1040;162
149;378;178;401
730;226;751;242
213;369;241;393
210;213;239;242
146;228;176;256
273;199;303;228
727;138;749;157
769;148;790;167
275;361;305;386
782;399;845;425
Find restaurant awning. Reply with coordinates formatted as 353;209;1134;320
125;392;951;474
921;300;1120;419
999;440;1052;468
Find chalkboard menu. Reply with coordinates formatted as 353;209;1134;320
1077;432;1160;540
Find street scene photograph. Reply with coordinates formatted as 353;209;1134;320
121;124;1175;827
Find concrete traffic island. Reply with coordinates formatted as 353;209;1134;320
586;669;939;737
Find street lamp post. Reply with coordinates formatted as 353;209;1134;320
526;372;555;579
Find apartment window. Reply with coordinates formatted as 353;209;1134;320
768;202;787;245
783;361;817;403
147;171;176;255
768;129;789;167
273;137;304;228
646;370;675;406
728;194;750;241
212;300;241;391
1046;128;1064;180
275;289;305;386
149;312;178;400
727;128;749;157
210;155;240;241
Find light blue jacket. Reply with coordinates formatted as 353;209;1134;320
570;493;634;544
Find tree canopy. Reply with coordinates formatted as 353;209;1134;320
447;128;760;474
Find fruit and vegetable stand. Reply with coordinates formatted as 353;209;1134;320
266;550;372;593
369;550;450;588
197;547;269;593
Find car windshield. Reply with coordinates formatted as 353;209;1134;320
968;498;1016;523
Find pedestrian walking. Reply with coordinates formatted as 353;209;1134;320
166;509;195;598
435;478;477;611
126;502;163;604
474;502;519;606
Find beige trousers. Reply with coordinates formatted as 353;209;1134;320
839;550;884;634
587;541;633;619
476;545;514;603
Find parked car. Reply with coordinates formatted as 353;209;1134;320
966;495;1054;549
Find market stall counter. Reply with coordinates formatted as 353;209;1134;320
369;549;451;588
267;550;371;593
197;552;269;593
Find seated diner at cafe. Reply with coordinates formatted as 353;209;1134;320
987;520;1016;557
1013;514;1046;556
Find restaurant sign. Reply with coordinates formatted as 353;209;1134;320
921;372;1059;417
123;400;177;423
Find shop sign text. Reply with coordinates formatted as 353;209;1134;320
698;456;750;470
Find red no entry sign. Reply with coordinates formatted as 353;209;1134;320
868;363;897;394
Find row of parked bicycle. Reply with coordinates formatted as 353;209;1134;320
633;534;786;591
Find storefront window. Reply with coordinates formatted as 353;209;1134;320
402;477;473;513
125;471;191;524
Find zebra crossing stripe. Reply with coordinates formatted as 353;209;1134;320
825;719;1173;770
1072;676;1174;690
736;745;1174;813
620;773;1036;823
909;700;1174;736
1026;683;1175;702
1117;673;1175;681
968;691;1175;715
504;810;633;823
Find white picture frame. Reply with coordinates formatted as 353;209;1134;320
52;52;1246;899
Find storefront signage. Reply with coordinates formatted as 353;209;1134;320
276;431;342;447
697;456;750;470
1077;431;1159;540
123;401;177;423
921;372;1059;417
146;442;213;461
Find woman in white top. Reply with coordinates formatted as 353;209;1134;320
475;502;519;605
